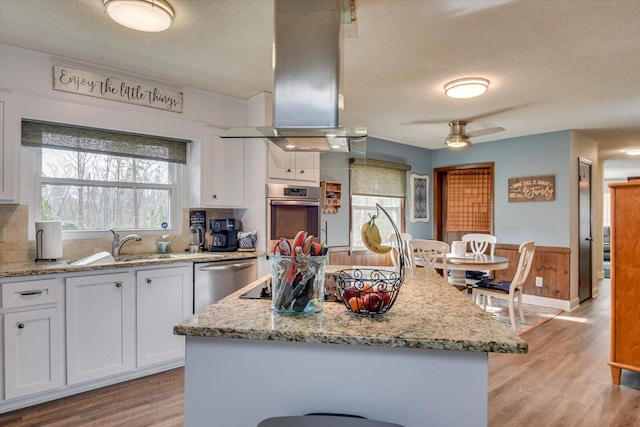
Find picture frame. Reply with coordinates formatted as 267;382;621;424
410;173;429;222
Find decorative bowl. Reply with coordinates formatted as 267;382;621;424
335;267;404;316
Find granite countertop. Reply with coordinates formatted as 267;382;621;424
174;265;528;354
0;251;264;278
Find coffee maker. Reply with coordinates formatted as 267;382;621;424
209;218;238;252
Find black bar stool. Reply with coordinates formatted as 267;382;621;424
258;413;404;427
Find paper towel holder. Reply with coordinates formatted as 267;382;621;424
35;220;63;262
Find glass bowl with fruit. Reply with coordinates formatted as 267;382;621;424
336;204;405;316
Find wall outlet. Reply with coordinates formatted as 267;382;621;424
535;276;543;287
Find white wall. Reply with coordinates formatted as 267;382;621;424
1;43;258;240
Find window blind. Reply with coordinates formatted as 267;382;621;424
446;169;491;232
350;158;410;198
21;119;190;164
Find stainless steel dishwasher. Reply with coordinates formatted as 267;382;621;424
193;258;258;312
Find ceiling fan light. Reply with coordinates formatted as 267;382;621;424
445;135;471;149
624;148;640;156
444;78;489;99
104;0;174;32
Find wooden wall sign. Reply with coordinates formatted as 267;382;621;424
508;175;555;202
53;65;183;113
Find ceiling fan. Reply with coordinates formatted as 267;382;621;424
444;120;505;149
403;106;517;148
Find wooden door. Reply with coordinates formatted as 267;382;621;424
578;159;592;302
434;163;494;245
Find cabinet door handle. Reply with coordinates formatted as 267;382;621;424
17;323;25;329
286;168;292;173
19;290;44;297
146;278;152;284
115;281;122;288
212;194;217;199
300;170;305;174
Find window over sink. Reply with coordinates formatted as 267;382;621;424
22;119;190;231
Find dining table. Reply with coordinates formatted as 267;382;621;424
414;253;510;289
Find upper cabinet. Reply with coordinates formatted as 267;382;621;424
198;127;245;208
0;96;19;203
268;142;319;184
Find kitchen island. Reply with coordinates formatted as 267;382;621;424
174;266;527;427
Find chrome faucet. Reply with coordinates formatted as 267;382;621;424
110;229;142;256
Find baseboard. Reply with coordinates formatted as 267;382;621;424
522;294;573;312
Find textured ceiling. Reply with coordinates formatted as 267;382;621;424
1;0;639;162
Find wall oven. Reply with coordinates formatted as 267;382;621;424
266;184;321;251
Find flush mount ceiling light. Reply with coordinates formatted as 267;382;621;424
444;78;489;99
104;0;174;32
625;148;640;156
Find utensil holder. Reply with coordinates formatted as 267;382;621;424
270;255;327;315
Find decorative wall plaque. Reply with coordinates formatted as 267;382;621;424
508;175;555;202
53;65;183;112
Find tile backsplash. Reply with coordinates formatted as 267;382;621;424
0;205;235;263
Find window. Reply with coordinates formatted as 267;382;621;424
351;196;403;248
22;120;189;231
350;158;410;249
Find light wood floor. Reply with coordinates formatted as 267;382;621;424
488;279;640;426
1;279;638;426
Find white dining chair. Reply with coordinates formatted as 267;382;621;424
462;233;497;257
462;233;498;284
409;239;450;276
471;241;535;330
388;232;413;268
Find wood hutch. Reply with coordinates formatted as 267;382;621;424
608;181;640;384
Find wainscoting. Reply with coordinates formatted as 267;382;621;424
328;246;392;267
329;243;571;302
493;243;570;300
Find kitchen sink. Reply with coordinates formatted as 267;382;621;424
114;253;184;262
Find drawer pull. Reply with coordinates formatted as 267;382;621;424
115;282;122;288
20;290;44;297
17;323;25;329
146;278;152;284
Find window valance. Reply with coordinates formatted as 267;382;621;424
21;119;190;164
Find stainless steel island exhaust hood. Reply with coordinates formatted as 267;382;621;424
221;0;366;155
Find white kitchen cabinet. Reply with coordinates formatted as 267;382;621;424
136;264;192;367
200;126;244;207
3;308;64;399
66;272;135;385
0;97;19;202
1;277;63;400
268;142;319;183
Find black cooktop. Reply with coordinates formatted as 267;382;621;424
239;282;271;299
239;274;339;302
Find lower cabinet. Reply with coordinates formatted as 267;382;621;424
136;265;192;367
1;262;194;411
1;277;64;400
3;308;64;399
66;272;135;385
